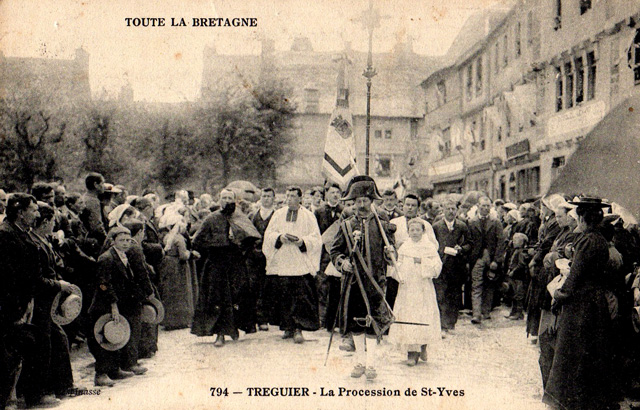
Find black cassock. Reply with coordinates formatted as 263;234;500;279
191;210;260;338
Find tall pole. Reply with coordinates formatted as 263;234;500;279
361;0;381;176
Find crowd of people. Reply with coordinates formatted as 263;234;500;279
1;172;640;410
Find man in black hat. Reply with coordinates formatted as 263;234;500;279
331;176;396;381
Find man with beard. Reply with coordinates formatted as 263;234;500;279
0;194;60;408
432;200;471;332
263;187;322;344
331;176;396;381
314;183;343;330
192;189;260;346
82;173;108;257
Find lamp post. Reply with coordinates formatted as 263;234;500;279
359;0;385;176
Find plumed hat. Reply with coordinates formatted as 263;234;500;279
341;176;382;201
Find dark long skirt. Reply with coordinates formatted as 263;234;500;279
18;297;73;405
526;265;547;337
191;246;244;339
159;255;194;330
543;287;617;410
268;274;319;332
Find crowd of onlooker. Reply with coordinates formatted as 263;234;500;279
2;172;640;409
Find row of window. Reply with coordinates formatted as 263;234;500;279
554;51;597;112
497;166;541;201
554;0;593;31
374;129;393;139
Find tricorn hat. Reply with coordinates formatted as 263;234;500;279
568;196;611;208
50;284;83;326
341;176;382;201
141;296;165;325
94;313;131;351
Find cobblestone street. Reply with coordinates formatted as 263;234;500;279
59;306;547;410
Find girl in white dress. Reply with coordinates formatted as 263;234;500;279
389;218;443;366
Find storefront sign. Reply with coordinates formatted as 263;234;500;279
506;139;530;160
428;161;463;177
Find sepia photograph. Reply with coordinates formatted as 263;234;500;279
2;0;640;409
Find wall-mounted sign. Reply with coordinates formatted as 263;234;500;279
506;139;530;160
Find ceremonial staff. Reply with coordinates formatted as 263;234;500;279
357;0;388;175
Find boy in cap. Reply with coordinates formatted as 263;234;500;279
88;226;154;387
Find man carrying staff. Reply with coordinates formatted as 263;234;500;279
331;176;396;381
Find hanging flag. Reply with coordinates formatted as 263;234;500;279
323;53;359;189
322;105;359;189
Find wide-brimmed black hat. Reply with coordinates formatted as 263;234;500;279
568;196;611;208
341;176;382;201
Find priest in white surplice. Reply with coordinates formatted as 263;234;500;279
262;186;322;344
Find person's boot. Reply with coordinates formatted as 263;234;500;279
123;364;148;375
406;351;419;367
293;329;304;344
214;335;225;347
94;374;115;387
282;330;294;339
365;367;377;381
339;333;355;352
108;369;134;380
258;324;269;331
420;344;428;362
350;363;366;378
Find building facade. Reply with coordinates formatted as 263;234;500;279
201;38;438;189
420;0;640;201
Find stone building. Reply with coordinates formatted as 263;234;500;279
201;38;439;189
420;0;640;201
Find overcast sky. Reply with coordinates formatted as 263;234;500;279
0;0;501;102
